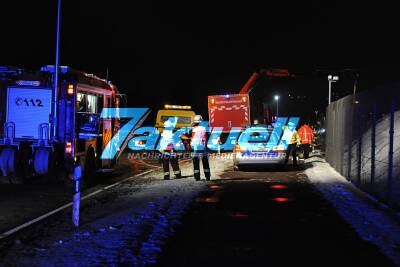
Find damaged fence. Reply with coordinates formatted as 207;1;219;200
325;84;400;209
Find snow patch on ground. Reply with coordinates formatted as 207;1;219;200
305;158;400;265
1;158;233;267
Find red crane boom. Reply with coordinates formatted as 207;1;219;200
239;68;292;94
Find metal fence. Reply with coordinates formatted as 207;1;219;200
325;84;400;208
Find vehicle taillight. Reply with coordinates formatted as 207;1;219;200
242;96;247;102
272;145;285;152
210;98;215;104
67;84;74;95
233;144;246;152
66;141;72;154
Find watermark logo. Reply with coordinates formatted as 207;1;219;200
100;108;299;159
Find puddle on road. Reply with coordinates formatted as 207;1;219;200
272;197;290;203
208;184;224;190
270;184;288;189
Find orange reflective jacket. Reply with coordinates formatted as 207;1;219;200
298;124;314;144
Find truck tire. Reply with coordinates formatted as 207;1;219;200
34;148;51;175
0;148;16;177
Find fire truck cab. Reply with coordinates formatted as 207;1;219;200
0;66;124;181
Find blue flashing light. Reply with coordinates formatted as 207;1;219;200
16;80;41;86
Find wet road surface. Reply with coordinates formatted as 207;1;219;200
157;167;395;267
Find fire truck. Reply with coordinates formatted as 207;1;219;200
208;94;250;132
0;66;130;182
207;69;293;151
208;68;293;131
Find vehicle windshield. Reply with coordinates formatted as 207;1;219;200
245;126;274;143
238;126;282;151
160;116;192;125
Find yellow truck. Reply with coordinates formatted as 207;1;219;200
155;105;195;132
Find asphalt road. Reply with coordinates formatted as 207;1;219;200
0;153;156;234
157;166;395;267
0;156;397;267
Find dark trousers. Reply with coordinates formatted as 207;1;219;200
192;153;210;180
285;144;298;166
301;144;311;159
162;153;181;179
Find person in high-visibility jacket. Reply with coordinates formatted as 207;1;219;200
298;123;314;159
283;122;301;166
159;118;181;180
190;115;211;181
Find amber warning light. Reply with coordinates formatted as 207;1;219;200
67;84;74;95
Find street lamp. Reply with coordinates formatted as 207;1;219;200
328;75;339;105
52;0;62;140
274;95;280;117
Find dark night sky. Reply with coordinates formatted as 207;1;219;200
1;1;399;119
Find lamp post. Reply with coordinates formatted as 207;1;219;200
52;0;61;139
328;75;339;105
274;95;280;117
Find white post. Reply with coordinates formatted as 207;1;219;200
72;165;82;227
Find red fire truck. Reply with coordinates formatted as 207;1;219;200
0;66;132;182
208;68;293;131
208;94;251;132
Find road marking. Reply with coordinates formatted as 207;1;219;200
0;159;193;240
0;168;160;240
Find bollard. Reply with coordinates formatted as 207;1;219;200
72;165;82;227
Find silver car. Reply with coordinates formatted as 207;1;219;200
233;125;287;170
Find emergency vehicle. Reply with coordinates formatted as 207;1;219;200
208;69;293;132
155;104;195;132
0;66;130;181
156;105;195;151
208;94;250;132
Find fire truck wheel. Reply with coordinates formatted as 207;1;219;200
0;148;16;177
34;148;51;175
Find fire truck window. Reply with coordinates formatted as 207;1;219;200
77;93;98;113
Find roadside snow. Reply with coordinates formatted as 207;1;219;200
1;157;233;267
305;158;400;265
